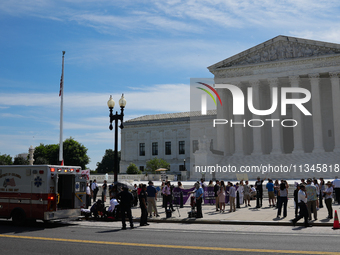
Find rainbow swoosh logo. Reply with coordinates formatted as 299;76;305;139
196;82;222;106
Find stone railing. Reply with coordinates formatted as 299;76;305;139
89;174;175;183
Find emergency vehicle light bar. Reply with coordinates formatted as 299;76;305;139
51;167;81;173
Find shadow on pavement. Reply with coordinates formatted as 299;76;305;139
0;219;74;235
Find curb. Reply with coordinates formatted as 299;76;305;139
132;217;334;227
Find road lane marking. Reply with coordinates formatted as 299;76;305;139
0;234;339;254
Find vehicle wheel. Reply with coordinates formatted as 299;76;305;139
11;208;26;225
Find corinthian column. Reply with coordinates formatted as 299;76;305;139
268;78;282;154
330;72;340;152
290;75;304;154
249;80;262;155
309;73;324;153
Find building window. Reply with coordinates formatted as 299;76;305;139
193;140;199;153
139;143;145;156
165;141;171;155
179;165;184;171
139;166;144;172
179;141;185;154
152;142;158;156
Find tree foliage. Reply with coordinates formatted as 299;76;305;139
145;158;170;174
126;163;141;174
33;138;90;169
0;154;13;165
13;155;29;165
63;138;90;169
96;149;121;174
34;144;59;165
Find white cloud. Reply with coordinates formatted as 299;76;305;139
2;0;340;36
0;83;190;112
290;28;340;44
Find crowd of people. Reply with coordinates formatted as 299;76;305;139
211;176;340;227
84;176;340;229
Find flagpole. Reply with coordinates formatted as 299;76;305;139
59;51;65;166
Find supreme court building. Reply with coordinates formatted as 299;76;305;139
122;35;340;180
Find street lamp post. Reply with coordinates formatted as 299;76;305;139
107;94;126;183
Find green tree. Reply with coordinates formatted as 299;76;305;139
96;149;121;174
126;163;141;174
0;154;13;165
63;138;90;169
13;155;29;165
33;138;90;169
34;144;59;165
34;157;49;165
145;158;170;174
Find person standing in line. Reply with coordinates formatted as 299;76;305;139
293;183;300;217
102;180;107;202
89;180;93;203
324;181;333;219
217;181;226;213
146;181;159;218
274;179;279;207
162;181;174;212
238;181;244;206
319;178;325;208
160;181;166;208
91;179;99;202
208;180;214;205
333;176;340;204
214;180;220;211
305;178;317;221
266;179;275;207
86;182;91;209
313;179;320;210
255;177;266;207
243;181;251;207
291;184;312;227
277;180;288;218
117;186;134;230
228;182;236;212
139;184;149;226
177;181;184;208
194;183;204;218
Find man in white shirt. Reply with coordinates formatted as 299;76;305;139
86;182;91;208
333;176;340;204
291;185;312;227
91;179;99;202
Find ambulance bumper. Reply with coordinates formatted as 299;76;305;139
44;209;80;221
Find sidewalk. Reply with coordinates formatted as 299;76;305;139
126;199;338;227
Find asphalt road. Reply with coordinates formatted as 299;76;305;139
1;220;340;255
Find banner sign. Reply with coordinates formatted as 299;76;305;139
172;186;230;204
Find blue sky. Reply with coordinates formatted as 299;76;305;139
1;0;340;170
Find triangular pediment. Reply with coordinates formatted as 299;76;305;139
208;35;340;72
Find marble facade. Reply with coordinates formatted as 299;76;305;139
120;111;216;179
194;35;340;180
121;35;340;181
